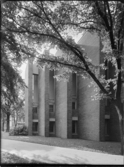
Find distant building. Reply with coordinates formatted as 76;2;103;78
25;32;123;142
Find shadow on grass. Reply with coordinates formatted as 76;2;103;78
1;151;45;164
26;153;89;164
60;155;89;164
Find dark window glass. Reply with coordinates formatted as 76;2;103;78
72;121;78;134
72;102;76;109
33;74;38;103
49;121;55;133
33;107;37;113
105;60;109;80
49;70;54;99
32;107;38;119
72;73;76;96
105;119;110;136
49;105;54;112
32;122;38;132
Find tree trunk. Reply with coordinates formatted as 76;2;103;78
14;118;17;128
13;115;16;128
113;100;124;155
2;119;5;131
6;113;10;132
14;112;18;128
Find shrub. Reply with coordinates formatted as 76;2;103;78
9;125;28;136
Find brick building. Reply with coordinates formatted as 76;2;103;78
25;32;123;142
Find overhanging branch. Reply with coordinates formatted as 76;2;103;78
37;57;86;71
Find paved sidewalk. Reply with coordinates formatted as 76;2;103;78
1;139;124;164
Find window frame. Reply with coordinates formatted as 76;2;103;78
32;122;38;132
32;106;38;120
105;118;110;137
72;120;78;135
49;104;54;113
49;121;55;134
72;73;77;97
72;101;77;110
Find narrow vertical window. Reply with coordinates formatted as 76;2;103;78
72;73;76;96
32;122;38;132
105;60;109;80
49;70;54;99
72;120;78;134
33;74;38;103
72;102;76;110
32;107;38;119
49;121;55;133
49;105;54;113
105;119;110;136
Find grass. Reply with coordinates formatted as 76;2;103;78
2;131;121;155
1;151;44;164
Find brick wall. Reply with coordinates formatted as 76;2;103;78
99;40;106;141
45;68;49;137
78;76;100;141
38;67;49;137
67;75;73;138
25;63;28;129
110;103;122;141
99;38;121;142
77;32;100;141
38;67;46;136
100;98;106;141
25;58;33;135
55;70;68;138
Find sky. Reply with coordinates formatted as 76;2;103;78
19;32;83;80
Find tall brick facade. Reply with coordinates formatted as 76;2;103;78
25;58;33;135
38;67;49;136
77;32;100;141
25;32;122;142
55;70;68;138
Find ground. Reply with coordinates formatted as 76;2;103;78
1;131;121;155
2;151;42;164
1;131;123;164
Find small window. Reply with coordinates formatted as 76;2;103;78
105;119;110;136
72;73;77;96
32;122;38;132
105;60;109;80
33;107;37;113
49;105;54;112
49;121;55;133
72;102;76;110
49;70;54;99
33;74;38;103
72;120;78;134
32;107;38;119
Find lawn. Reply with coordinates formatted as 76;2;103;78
1;131;121;155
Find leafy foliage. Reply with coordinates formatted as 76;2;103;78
1;1;27;118
2;1;124;101
9;125;28;136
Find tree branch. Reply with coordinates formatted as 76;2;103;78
95;1;116;49
6;28;64;44
106;1;113;29
95;1;110;31
7;26;110;97
59;21;101;31
40;2;64;41
20;6;47;24
37;57;86;71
